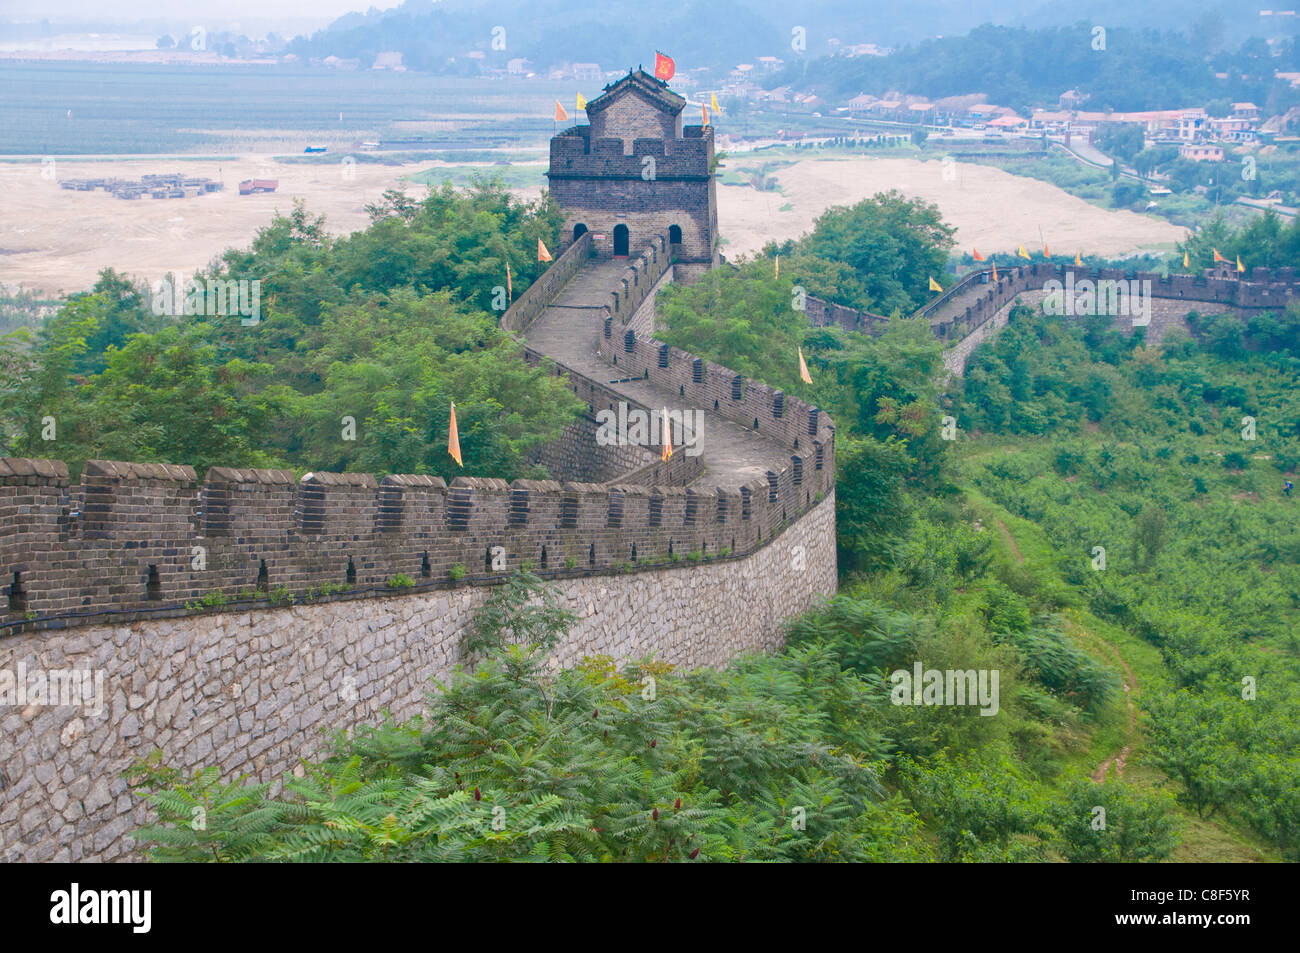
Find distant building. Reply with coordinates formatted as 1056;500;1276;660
1212;116;1256;142
573;62;603;82
1030;110;1072;132
846;93;876;115
987;114;1028;132
507;57;532;75
371;52;404;71
756;56;785;72
1180;142;1225;162
1233;102;1261;120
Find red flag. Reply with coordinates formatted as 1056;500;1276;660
654;51;675;81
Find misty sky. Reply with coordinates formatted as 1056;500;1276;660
3;0;401;18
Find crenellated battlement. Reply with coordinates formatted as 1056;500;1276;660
548;127;713;180
1;440;827;631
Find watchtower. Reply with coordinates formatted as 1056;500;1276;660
546;69;719;277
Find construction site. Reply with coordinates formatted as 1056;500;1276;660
57;172;223;200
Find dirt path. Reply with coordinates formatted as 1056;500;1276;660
987;511;1138;783
994;518;1023;564
1090;637;1139;783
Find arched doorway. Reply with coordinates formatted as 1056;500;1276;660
668;224;682;261
613;224;629;257
573;223;588;242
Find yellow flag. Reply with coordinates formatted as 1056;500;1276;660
1237;255;1246;273
1017;244;1030;260
929;276;943;292
661;407;673;461
1183;250;1190;269
554;101;568;122
448;402;463;468
538;238;553;262
798;346;812;384
711;91;721;114
577;92;587;111
506;261;512;302
774;254;779;279
1074;251;1083;267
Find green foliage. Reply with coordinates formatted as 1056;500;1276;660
1047;778;1180;863
768;190;956;316
131;574;931;862
960;294;1300;856
0;182;581;479
387;574;416;589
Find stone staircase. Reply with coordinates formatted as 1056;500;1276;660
523;258;790;487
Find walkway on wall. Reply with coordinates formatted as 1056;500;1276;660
523;258;790;487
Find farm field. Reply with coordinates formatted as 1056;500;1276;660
715;154;1188;260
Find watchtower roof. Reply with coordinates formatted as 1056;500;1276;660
585;69;686;118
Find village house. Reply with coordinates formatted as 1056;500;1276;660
1180;142;1225;162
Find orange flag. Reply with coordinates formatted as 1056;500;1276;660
661;407;673;461
655;51;675;81
798;346;812;384
702;104;709;127
992;261;999;282
1044;244;1051;258
1213;248;1226;263
972;249;985;261
538;238;553;262
448;402;463;467
554;101;568;122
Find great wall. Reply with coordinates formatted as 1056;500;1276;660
0;71;836;861
2;69;1294;862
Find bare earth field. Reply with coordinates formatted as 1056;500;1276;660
0;157;426;296
717;156;1188;260
2;154;1186;296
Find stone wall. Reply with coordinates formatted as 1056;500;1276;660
548;126;716;264
501;231;593;335
0;490;836;862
